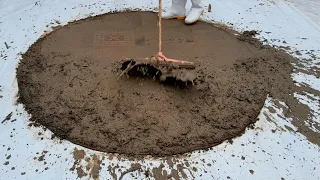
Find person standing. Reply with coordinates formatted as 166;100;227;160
162;0;204;24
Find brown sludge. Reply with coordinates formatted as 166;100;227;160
17;12;295;156
119;59;197;87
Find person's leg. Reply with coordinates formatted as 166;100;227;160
185;0;204;24
162;0;187;20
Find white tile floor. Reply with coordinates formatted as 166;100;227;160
0;0;319;179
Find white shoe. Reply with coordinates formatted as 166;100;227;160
162;0;187;20
185;0;204;24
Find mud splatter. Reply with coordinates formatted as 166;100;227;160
6;155;11;160
119;163;142;180
86;154;102;180
73;148;86;161
76;167;87;178
70;150;102;180
1;112;12;124
107;164;119;180
177;164;188;178
70;148;87;178
165;157;174;167
38;151;48;161
151;163;165;180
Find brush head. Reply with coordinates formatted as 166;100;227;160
118;59;197;88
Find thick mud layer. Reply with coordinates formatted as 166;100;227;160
17;12;295;156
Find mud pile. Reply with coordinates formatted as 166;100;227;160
17;12;295;156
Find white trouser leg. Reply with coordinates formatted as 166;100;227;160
162;0;187;19
185;0;204;24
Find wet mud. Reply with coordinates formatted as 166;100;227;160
17;12;301;156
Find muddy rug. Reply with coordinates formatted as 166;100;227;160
17;11;296;156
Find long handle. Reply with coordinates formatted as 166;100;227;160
158;0;162;53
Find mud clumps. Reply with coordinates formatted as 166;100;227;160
118;59;196;87
17;12;296;156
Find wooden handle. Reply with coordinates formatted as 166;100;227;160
159;0;162;53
